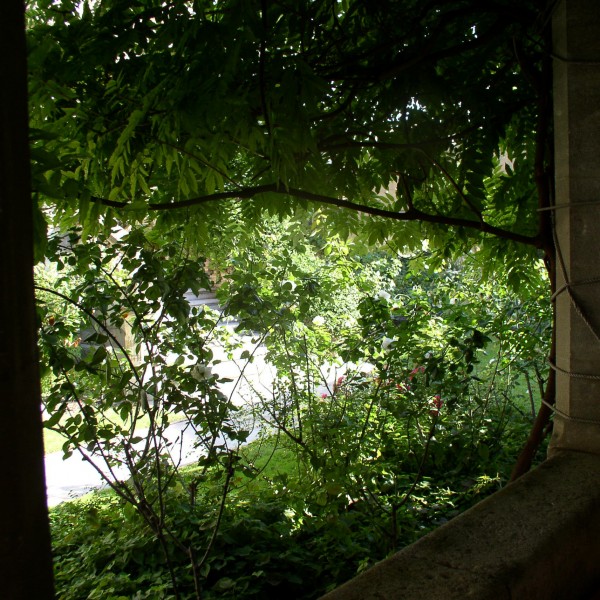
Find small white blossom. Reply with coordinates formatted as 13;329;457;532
359;362;375;375
425;352;432;359
377;290;391;301
191;364;213;381
312;315;326;326
381;336;396;351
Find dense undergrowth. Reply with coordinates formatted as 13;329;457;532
41;222;551;599
50;381;546;599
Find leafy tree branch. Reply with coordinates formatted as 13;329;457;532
88;184;539;246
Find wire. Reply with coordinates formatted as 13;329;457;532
538;200;600;212
545;200;600;425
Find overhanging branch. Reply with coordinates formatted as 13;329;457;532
89;183;539;246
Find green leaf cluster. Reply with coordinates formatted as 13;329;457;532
27;0;550;272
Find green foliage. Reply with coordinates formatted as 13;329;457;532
226;243;550;518
41;219;551;599
27;0;550;270
37;225;259;596
28;1;555;597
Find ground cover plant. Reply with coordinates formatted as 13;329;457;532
50;387;544;600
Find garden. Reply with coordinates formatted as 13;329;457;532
38;218;550;599
25;0;556;597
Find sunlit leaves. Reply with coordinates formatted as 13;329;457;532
27;0;547;278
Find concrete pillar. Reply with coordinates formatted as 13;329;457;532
549;0;600;455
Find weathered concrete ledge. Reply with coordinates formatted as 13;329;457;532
320;451;600;599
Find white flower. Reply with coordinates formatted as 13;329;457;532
425;352;432;359
359;362;375;375
191;364;213;381
381;336;396;351
449;297;457;305
377;290;391;301
312;315;326;327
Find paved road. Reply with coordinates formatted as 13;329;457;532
45;419;261;506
